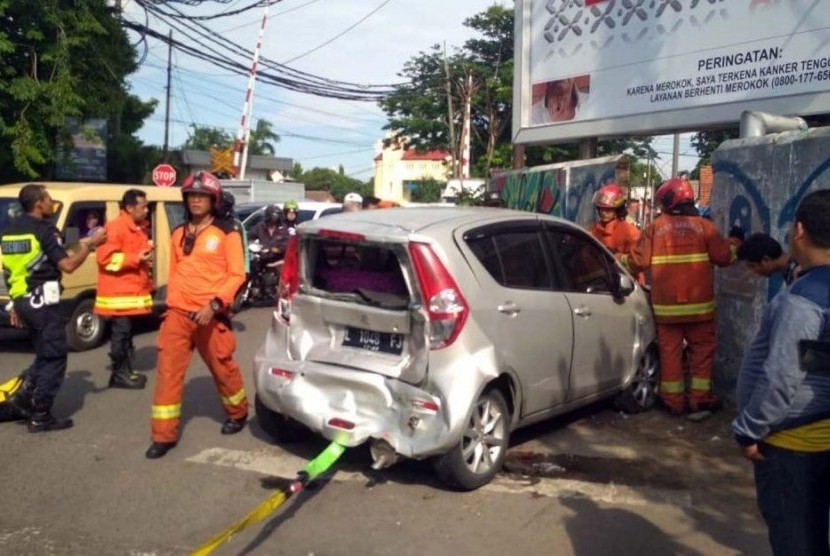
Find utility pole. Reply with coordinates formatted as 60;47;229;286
671;132;680;177
443;43;459;179
162;30;172;163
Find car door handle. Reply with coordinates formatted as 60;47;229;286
573;306;592;317
498;302;521;315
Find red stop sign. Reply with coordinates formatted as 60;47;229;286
152;164;177;187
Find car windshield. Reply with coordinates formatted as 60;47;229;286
0;198;61;230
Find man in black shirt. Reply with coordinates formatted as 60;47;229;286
0;184;107;432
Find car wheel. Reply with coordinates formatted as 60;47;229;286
434;388;510;491
255;394;310;443
66;298;106;352
614;345;659;413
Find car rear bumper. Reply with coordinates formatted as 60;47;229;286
254;319;453;459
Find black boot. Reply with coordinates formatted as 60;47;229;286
145;441;176;459
8;381;34;418
109;355;147;390
28;410;74;433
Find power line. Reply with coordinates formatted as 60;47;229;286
282;0;395;64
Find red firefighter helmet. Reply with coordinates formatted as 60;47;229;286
181;171;222;205
655;178;695;211
592;183;626;209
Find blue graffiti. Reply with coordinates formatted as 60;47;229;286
712;160;771;235
565;169;616;222
728;195;753;232
777;154;830;233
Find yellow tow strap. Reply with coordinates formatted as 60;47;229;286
190;442;346;556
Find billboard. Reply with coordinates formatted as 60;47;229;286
55;118;108;182
514;0;830;145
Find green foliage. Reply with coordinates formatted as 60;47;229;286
379;5;514;177
249;119;279;156
301;167;371;202
182;125;233;151
691;128;739;165
0;0;155;182
409;178;444;202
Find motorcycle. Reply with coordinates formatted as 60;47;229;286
234;239;283;310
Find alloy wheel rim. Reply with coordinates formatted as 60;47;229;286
631;350;659;407
461;396;506;475
77;311;100;342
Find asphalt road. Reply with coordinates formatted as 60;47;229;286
0;307;770;555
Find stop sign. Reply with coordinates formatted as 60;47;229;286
152;164;177;187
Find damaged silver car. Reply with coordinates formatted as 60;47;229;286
254;208;658;490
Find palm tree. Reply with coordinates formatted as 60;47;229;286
249;119;280;156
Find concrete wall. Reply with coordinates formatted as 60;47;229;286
489;155;627;228
711;127;830;397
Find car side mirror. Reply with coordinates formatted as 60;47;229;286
616;273;636;298
64;226;80;246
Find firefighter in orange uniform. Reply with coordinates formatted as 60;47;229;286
145;172;247;459
622;178;736;416
94;189;153;389
589;183;641;256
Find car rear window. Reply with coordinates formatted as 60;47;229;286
305;238;410;309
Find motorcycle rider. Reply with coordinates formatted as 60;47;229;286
250;205;289;260
283;200;299;236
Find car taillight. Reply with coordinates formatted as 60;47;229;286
278;235;299;322
408;242;468;349
327;417;355;430
269;368;294;380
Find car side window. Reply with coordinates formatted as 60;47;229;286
320;207;342;218
546;229;615;294
467;229;553;290
64;202;106;238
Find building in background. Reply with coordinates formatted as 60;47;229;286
372;140;451;203
181;150;293;182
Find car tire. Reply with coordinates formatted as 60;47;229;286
614;345;659;414
66;298;106;352
255;394;310;443
433;388;510;491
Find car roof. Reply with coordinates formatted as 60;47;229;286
0;182;182;201
299;206;582;237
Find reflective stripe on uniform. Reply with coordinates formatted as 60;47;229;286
660;380;685;394
221;388;246;407
105;252;126;272
690;377;711;391
652;300;716;317
651;253;709;265
152;404;181;420
94;294;153;310
0;233;41;299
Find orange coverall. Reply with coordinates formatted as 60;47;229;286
589;218;641;256
94;211;153;317
624;214;735;413
151;220;247;443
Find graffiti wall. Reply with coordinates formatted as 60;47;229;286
489;155;626;228
712;126;830;397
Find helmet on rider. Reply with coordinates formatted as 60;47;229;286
592;183;626;209
264;204;282;225
655;178;695;212
283;199;299;212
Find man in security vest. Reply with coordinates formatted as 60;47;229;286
146;172;247;459
622;178;736;417
94;189;153;389
0;184;107;431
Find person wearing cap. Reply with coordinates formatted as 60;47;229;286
145;171;247;459
343;192;363;212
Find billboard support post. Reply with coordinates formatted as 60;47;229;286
579;138;597;160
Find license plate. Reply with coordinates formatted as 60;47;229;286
343;327;404;355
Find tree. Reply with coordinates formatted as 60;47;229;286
380;5;656;177
301;167;371;202
0;0;155;182
181;125;234;151
248;118;279;156
691;128;739;166
409;178;444;203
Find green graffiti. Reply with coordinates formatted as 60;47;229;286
499;169;563;216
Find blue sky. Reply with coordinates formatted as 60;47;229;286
124;0;699;182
